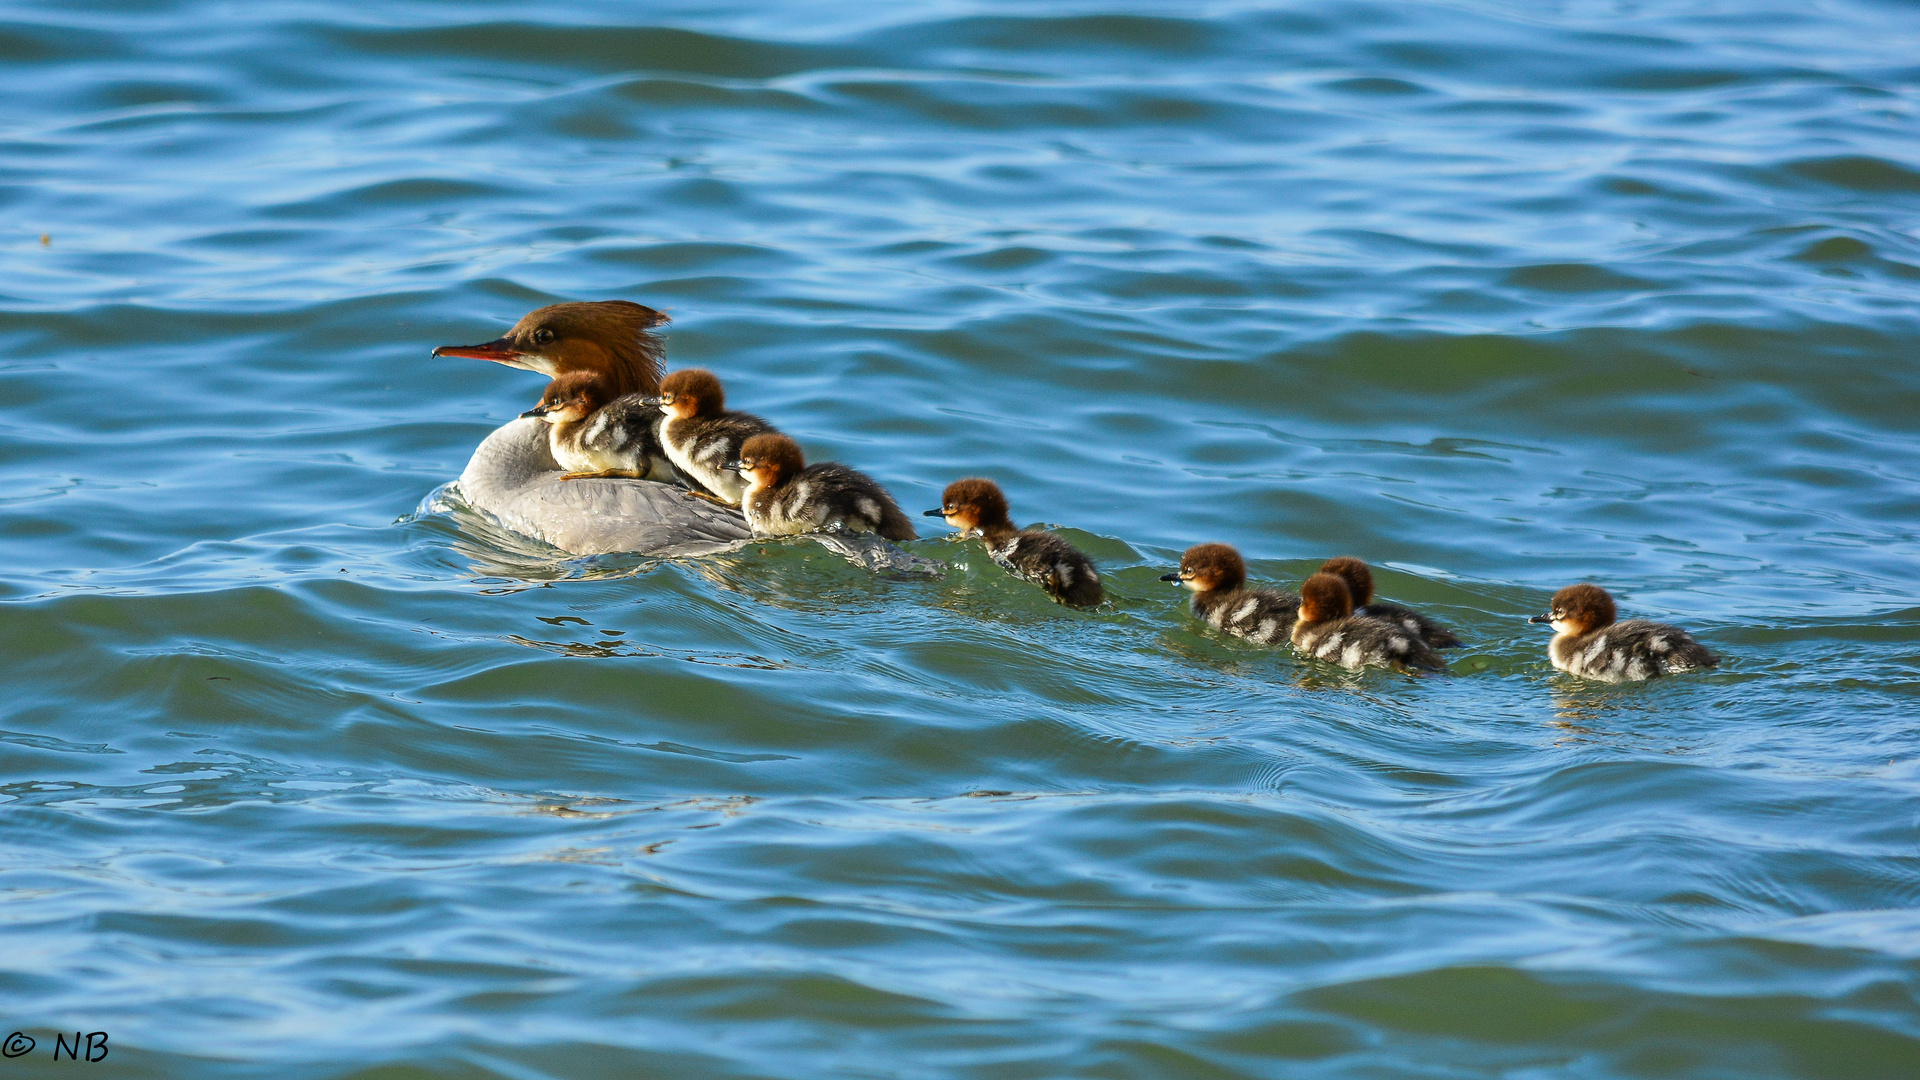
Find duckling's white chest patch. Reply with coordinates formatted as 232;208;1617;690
550;426;597;472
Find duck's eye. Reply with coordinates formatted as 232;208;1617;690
533;328;555;345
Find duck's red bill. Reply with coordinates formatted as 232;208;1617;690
432;338;523;364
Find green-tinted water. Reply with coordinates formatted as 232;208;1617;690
3;2;1918;1077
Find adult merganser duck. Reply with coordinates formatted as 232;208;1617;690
728;434;918;542
1292;572;1447;673
1318;556;1463;649
521;370;675;482
924;478;1102;607
641;368;780;506
1159;542;1298;646
1529;583;1718;681
435;301;750;556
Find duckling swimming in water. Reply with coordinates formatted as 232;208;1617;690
1292;572;1447;673
728;433;918;542
1530;583;1718;681
1318;556;1463;649
924;478;1101;607
642;368;780;507
1159;543;1299;646
521;370;675;482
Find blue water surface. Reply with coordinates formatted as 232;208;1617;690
2;1;1919;1077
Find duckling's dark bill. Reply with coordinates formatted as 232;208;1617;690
1160;572;1182;582
1528;614;1552;623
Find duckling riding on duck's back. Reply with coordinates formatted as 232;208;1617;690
521;370;675;482
642;368;780;507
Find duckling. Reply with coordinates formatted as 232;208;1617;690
1292;573;1447;673
924;478;1101;607
728;433;918;541
642;368;780;506
1319;556;1463;649
1159;543;1299;646
521;371;674;481
1529;583;1717;681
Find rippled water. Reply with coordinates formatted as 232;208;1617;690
4;1;1919;1076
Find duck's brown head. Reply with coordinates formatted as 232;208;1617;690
435;300;668;398
1298;572;1355;623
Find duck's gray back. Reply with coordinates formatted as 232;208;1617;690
457;418;752;557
